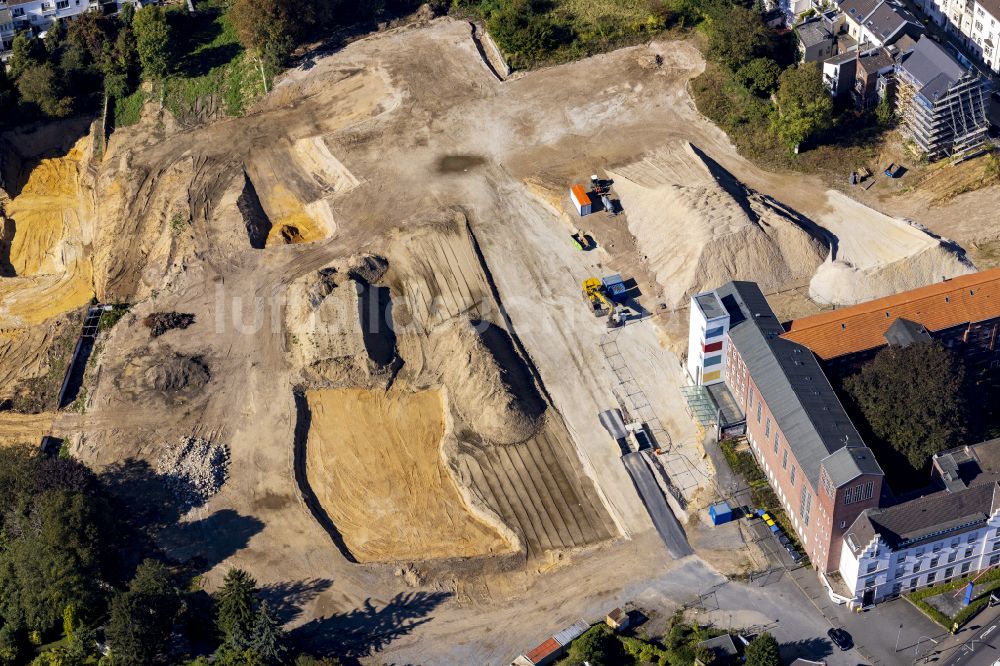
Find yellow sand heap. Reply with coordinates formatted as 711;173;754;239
304;387;512;562
264;185;328;246
0;136;94;326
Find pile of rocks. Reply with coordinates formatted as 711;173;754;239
155;436;229;510
143;312;196;337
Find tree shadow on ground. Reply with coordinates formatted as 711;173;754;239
779;636;834;663
288;591;452;663
100;457;262;576
259;578;334;624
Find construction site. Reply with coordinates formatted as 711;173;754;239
1;14;999;665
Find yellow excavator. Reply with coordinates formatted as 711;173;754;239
583;278;626;327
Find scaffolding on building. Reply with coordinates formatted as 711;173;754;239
894;65;991;161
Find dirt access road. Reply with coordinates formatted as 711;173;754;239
19;15;994;665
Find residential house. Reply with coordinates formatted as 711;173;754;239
824;50;859;97
853;46;896;108
0;0;139;56
841;0;924;47
798;17;838;61
695;634;746;666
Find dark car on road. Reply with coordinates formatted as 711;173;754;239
828;627;853;651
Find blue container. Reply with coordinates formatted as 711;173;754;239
709;501;733;526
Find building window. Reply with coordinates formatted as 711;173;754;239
910;579;918;590
948;552;957;563
993;540;1000;552
951;538;960;548
991;554;1000;566
749;390;754;409
800;488;812;526
930;557;939;568
962;562;971;574
945;567;955;580
773;433;779;454
865;577;875;587
844;481;875;505
966;548;974;558
927;572;937;584
757;403;762;423
765;418;771;438
782;449;788;469
12;7;24;16
791;466;796;486
892;583;902;596
867;562;877;573
933;543;942;552
968;534;977;544
56;0;69;8
705;325;725;339
914;562;921;573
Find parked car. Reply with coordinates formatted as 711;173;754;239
777;534;791;547
828;627;853;651
787;549;804;563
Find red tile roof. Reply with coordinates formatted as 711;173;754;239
782;268;1000;360
525;638;560;664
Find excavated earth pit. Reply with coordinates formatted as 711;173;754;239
302;387;514;563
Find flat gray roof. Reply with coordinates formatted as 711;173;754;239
695;291;727;320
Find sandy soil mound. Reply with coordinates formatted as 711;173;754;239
609;143;826;306
303;387;512;562
808;191;974;305
432;317;545;445
0;135;95;326
117;351;210;403
287;267;400;387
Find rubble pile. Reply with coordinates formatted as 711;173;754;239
143;312;196;337
155;435;229;510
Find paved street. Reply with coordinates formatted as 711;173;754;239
789;565;947;665
936;606;1000;666
623;452;694;558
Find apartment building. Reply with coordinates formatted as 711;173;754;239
840;439;1000;605
841;0;923;47
913;0;1000;72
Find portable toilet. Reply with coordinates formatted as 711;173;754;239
569;185;592;216
708;501;733;526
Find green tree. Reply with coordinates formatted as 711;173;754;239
705;6;775;72
44;18;66;55
105;559;179;665
217;568;257;646
773;62;833;151
0;490;107;635
8;32;43;81
737;57;782;96
229;0;296;91
844;341;966;469
566;625;612;665
250;602;286;664
875;94;895;128
132;5;171;83
745;632;781;666
694;642;717;665
15;63;73;117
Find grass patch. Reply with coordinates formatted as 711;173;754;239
113;89;146;128
908;567;1000;629
97;303;131;335
458;0;675;70
161;0;270;122
556;616;725;666
720;439;765;484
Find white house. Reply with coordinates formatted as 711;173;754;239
841;0;924;47
0;0;141;55
686;291;730;386
840;440;1000;606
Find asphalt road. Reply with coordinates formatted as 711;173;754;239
622;452;693;558
940;610;1000;666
